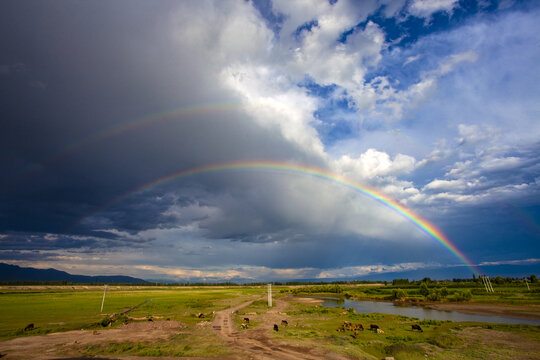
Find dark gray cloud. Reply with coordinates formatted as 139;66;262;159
1;1;539;281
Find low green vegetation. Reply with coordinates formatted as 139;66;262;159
272;298;540;360
0;286;265;340
282;275;539;305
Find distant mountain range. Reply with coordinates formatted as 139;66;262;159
0;263;147;283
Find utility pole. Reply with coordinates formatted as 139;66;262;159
101;285;108;313
480;275;489;292
267;283;272;307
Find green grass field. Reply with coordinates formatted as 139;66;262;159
0;284;539;359
0;286;265;340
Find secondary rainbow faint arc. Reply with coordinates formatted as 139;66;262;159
69;161;481;275
45;101;244;165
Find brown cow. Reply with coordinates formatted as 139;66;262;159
243;317;250;323
351;330;359;339
356;324;364;331
241;323;248;329
24;323;34;331
281;320;288;326
411;324;423;332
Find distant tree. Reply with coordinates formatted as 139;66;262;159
440;287;448;298
391;288;407;299
419;282;430;297
530;274;538;283
493;276;504;285
392;279;409;286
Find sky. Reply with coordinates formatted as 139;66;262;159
1;0;539;282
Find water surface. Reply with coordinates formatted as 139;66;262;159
316;297;540;325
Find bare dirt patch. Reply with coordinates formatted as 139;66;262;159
286;297;324;305
0;321;185;360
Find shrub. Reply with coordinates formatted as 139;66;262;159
419;283;430;297
391;288;407;299
449;290;472;302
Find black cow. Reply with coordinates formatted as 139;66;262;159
369;324;379;331
411;324;423;332
24;323;34;331
281;320;288;326
273;324;279;331
243;317;250;323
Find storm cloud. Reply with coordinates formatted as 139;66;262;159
1;0;538;281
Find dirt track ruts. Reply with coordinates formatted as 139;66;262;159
212;297;351;360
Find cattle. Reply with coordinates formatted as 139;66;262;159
376;328;384;334
351;330;359;339
281;320;288;326
355;324;364;331
336;325;345;332
369;324;379;331
241;323;248;329
196;313;204;318
411;324;423;332
273;324;279;331
343;321;352;327
24;323;34;331
243;317;250;323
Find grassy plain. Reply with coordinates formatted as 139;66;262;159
270;298;540;360
0;283;538;359
0;286;264;340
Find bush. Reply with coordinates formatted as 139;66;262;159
419;283;430;297
449;290;472;302
391;288;407;299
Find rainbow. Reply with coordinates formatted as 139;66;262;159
68;161;481;275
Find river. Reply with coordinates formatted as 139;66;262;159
316;297;540;325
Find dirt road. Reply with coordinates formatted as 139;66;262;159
212;297;352;360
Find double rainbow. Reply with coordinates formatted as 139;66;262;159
69;160;480;275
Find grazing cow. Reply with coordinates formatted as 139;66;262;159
355;324;364;331
411;324;423;332
273;324;279;331
243;317;250;323
196;313;204;318
24;323;34;331
241;323;248;329
281;320;288;326
336;325;345;332
352;330;359;339
369;324;379;331
343;321;352;327
376;328;384;334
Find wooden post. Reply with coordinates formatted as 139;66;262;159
101;285;108;313
267;283;272;307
